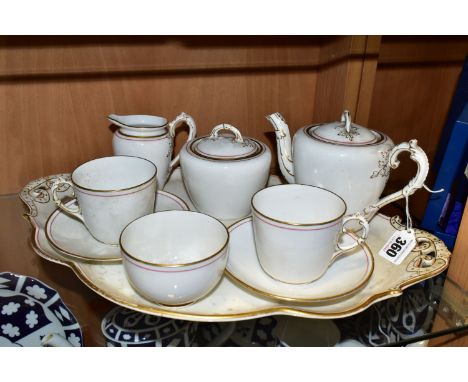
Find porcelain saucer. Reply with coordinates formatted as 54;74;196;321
0;272;82;347
45;190;189;263
225;217;374;303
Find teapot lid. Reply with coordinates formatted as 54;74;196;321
187;123;265;161
306;111;384;146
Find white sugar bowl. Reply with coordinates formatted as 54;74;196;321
180;124;271;221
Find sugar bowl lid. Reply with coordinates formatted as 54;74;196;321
306;111;384;146
187;124;265;161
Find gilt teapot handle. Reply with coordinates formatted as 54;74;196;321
362;139;429;220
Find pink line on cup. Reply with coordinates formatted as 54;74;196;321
75;178;156;197
253;211;341;231
123;250;226;273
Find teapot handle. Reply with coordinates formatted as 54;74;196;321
168;112;197;170
209;123;244;143
362;139;429;220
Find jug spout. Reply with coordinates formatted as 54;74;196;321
266;112;295;183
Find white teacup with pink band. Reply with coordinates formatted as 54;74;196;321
251;184;369;284
120;211;229;306
51;156;157;245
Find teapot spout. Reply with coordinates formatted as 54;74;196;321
266;113;295;183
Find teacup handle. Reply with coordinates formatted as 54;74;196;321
320;213;369;275
362;139;429;220
51;178;85;224
168;112;197;170
336;213;369;251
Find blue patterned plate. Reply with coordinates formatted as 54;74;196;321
0;272;83;347
101;306;197;347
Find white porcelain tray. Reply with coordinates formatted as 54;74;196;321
20;169;451;322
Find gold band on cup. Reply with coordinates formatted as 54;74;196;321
71;156;157;193
250;184;348;227
119;211;229;268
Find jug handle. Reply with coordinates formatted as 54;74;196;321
362;139;429;221
168;112;197;170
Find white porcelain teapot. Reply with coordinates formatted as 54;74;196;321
267;111;429;220
109;113;196;187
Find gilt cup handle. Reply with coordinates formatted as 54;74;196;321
326;213;370;269
51;178;85;224
362;139;429;220
168;112;197;170
336;213;369;251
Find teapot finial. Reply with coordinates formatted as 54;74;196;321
341;110;352;134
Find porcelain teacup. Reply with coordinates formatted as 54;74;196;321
251;184;369;284
120;211;229;306
51;156;157;245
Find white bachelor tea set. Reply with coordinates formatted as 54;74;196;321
48;110;429;307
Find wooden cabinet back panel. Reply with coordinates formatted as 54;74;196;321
0;71;317;193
